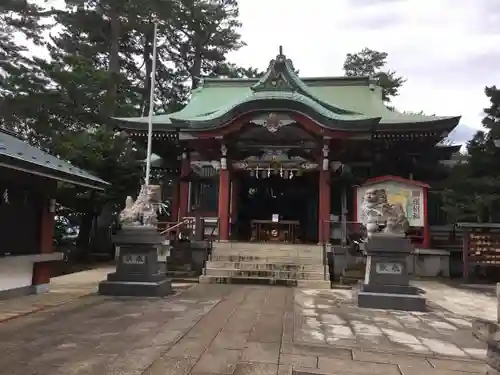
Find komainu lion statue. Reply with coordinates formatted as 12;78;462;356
119;185;161;226
360;188;409;237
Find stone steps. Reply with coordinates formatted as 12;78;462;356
206;261;324;272
340;276;363;285
214;242;324;250
213;243;325;257
204;268;326;280
200;242;330;289
199;275;331;288
210;255;322;264
340;264;366;286
211;248;324;255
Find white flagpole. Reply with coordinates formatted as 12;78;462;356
145;16;159;186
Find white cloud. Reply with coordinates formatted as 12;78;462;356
227;0;499;137
24;0;496;143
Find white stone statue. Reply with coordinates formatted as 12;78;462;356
119;185;161;226
360;188;383;237
360;188;409;237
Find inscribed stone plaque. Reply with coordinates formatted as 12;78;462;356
376;262;402;275
122;254;146;265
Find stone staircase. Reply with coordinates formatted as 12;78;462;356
340;261;366;285
199;242;331;289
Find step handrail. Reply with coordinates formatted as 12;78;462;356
159;218;193;236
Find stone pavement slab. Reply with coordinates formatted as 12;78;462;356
0;267;113;323
293;287;488;360
414;280;498;321
0;266;193;323
0;281;496;375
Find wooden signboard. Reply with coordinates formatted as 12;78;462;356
354;175;430;248
457;223;500;280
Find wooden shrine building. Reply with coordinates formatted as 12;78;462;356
0;128;108;297
115;48;460;245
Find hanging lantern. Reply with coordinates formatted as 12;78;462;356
279;166;284;178
289;170;294;179
267;166;271;177
255;166;260;179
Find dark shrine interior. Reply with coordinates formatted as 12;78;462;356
235;171;319;243
0;178;42;256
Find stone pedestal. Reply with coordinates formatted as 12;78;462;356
357;234;426;312
98;225;172;297
472;283;500;374
473;319;500;374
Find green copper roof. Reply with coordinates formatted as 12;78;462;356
114;49;460;133
0;128;109;190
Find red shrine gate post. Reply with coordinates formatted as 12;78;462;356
218;144;230;241
318;142;331;244
31;191;56;291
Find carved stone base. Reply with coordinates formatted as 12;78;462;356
99;225;173;297
357;290;426;312
357;234;426;312
98;279;172;297
473;319;500;374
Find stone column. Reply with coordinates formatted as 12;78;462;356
318;144;331;244
218;144;230;241
32;196;55;294
178;151;190;220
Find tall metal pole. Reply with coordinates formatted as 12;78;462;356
145;16;159;186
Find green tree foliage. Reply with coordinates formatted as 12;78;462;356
164;0;244;89
441;87;500;223
0;0;260;254
343;47;406;103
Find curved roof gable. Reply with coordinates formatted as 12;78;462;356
250;47;361;116
113;47;460;135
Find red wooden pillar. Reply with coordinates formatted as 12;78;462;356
218;169;230;241
318;142;331;244
178;152;190;220
32;197;55;292
318;170;331;244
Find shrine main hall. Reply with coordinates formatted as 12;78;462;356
115;49;460;245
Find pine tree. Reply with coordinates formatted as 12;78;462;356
164;0;245;89
343;48;406;103
1;0;261;254
441;86;500;223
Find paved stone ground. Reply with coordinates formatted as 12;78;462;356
0;267;113;322
415;280;497;321
0;267;193;323
0;281;496;375
295;288;487;359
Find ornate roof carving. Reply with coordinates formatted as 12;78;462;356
250;113;295;133
251;46;296;92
